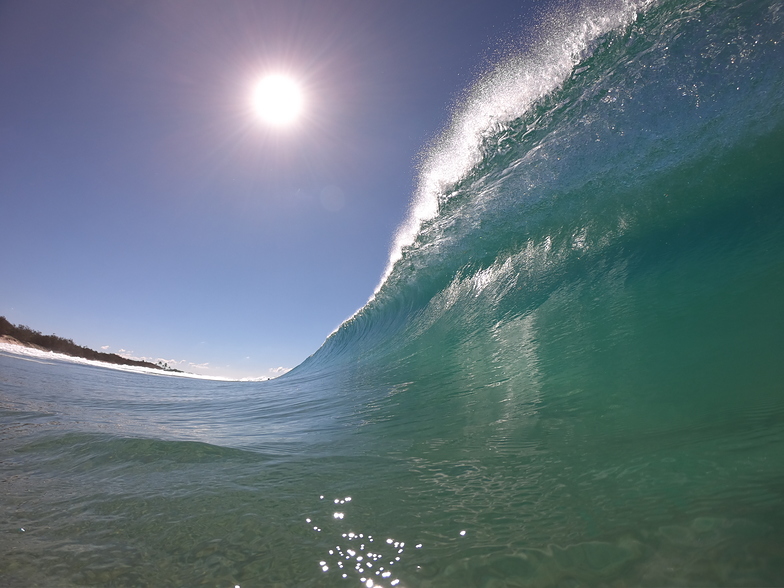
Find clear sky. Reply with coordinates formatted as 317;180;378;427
1;0;546;379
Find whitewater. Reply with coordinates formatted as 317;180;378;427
2;0;784;585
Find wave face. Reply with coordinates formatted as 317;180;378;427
304;0;784;430
310;0;784;376
2;0;784;586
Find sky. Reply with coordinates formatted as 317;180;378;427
1;0;548;379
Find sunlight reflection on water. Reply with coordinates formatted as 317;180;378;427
308;494;422;587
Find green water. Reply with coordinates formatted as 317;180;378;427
3;0;784;585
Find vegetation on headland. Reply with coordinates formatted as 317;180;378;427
0;316;182;372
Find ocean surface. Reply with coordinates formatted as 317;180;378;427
2;0;784;585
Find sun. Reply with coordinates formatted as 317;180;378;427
253;74;304;127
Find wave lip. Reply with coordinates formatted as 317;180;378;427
382;0;652;289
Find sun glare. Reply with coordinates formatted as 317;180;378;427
253;74;304;127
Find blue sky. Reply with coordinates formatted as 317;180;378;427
1;0;544;379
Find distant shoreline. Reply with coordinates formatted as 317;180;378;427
0;316;181;373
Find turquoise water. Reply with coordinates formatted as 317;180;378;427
2;0;784;585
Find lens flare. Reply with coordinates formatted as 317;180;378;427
253;74;303;126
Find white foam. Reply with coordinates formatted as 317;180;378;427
0;341;241;381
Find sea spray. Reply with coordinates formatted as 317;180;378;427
384;0;653;287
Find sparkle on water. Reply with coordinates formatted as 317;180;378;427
310;495;415;588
